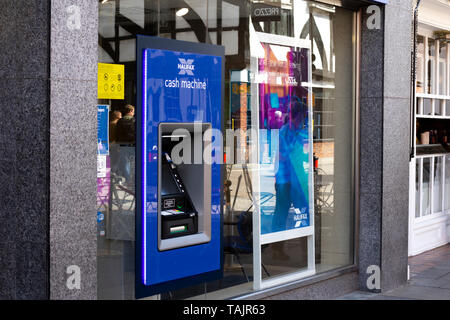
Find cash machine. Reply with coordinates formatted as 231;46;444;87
136;36;224;298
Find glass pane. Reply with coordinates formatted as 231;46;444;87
435;98;443;116
416;35;424;93
433;157;443;213
427;39;436;94
422;158;431;216
423;98;432;116
445;156;450;211
97;0;355;300
415;159;420;218
439;60;446;97
261;238;308;279
429;38;436;56
310;6;355;271
439;41;446;96
439;41;447;59
256;42;311;235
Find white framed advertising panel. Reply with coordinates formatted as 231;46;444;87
250;25;315;290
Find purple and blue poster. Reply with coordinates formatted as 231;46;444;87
257;42;311;234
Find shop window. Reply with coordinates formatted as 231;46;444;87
97;0;356;300
416;34;450;98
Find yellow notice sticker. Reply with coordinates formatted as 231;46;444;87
98;63;125;100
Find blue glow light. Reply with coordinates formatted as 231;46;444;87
142;49;148;285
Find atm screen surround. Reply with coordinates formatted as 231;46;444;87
157;122;212;251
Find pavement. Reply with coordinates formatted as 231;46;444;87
337;244;450;300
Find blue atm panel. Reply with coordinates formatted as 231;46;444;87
136;36;224;298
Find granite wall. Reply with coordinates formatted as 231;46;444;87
359;0;412;292
49;0;98;300
358;3;385;292
0;0;98;300
380;0;412;292
0;0;50;300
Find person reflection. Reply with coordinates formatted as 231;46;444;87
109;110;122;143
272;100;309;259
115;105;136;183
116;105;135;144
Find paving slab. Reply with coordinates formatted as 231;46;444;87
335;244;450;300
368;295;415;300
381;285;450;300
335;291;378;300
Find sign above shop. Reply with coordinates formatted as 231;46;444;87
251;2;281;22
98;63;125;100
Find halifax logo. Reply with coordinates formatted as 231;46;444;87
178;58;195;76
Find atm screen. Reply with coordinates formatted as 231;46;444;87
161;164;180;196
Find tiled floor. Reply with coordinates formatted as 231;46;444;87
337;244;450;300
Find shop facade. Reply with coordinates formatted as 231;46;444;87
409;0;450;257
0;0;412;300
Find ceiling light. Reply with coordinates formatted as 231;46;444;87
176;8;189;17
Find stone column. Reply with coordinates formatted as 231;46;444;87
0;0;51;300
49;0;98;299
359;0;412;292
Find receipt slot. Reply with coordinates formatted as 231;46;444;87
136;36;224;298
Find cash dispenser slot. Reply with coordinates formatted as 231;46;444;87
158;123;212;251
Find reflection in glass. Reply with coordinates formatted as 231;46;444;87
416;97;421;115
445;156;450;211
427;39;436;94
256;42;311;235
261;238;308;279
422;158;431;216
416;35;424;93
423;98;432;116
415;160;420;218
433;157;443;213
308;6;355;271
439;42;447;96
439;60;446;97
98;0;355;300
